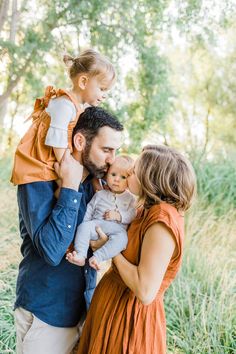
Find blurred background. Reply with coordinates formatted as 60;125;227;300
0;0;235;353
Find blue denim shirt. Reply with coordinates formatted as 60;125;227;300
14;179;97;327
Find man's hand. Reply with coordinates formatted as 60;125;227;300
104;210;121;222
90;226;108;251
54;149;83;191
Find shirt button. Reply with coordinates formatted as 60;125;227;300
85;270;88;274
73;199;77;203
68;224;71;229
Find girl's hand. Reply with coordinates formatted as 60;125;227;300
104;210;121;222
54;149;83;191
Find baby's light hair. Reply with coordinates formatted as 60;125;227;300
113;155;134;173
63;49;115;82
137;145;196;211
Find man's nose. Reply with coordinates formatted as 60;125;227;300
106;151;115;164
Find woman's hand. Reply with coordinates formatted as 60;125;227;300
54;149;83;191
90;226;108;251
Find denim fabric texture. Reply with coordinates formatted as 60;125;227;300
15;179;96;327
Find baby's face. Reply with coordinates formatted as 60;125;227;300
106;162;128;194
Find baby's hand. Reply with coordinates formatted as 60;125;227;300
66;251;85;266
103;210;121;222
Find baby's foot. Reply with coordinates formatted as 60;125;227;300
89;256;101;271
66;251;85;266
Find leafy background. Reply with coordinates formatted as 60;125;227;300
0;0;236;353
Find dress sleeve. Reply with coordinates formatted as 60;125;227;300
17;183;83;266
45;97;76;148
142;204;183;263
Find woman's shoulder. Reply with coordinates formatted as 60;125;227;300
149;202;180;217
143;203;184;235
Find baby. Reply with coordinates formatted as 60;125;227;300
67;155;136;270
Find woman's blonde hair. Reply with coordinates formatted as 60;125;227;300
63;49;115;82
136;145;196;211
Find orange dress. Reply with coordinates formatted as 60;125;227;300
10;86;83;185
77;203;184;354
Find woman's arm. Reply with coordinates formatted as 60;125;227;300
113;222;176;305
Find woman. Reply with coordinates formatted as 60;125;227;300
77;145;196;354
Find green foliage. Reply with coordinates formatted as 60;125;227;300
194;157;236;215
0;267;17;353
1;0;236;157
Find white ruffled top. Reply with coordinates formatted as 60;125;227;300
45;96;77;148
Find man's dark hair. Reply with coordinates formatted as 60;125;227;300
72;106;123;146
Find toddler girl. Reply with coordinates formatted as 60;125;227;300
66;156;137;270
11;49;115;185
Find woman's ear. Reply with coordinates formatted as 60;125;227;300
73;132;86;152
78;75;89;90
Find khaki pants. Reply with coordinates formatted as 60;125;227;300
14;307;80;354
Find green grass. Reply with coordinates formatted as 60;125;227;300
0;153;235;353
165;202;236;353
0;266;17;353
193;157;236;215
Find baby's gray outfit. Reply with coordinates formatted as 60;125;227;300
74;189;136;263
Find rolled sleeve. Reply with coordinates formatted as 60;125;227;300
51;188;83;236
18;183;83;266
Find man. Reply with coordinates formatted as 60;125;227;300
14;106;123;354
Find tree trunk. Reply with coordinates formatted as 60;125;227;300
0;0;9;34
7;90;19;148
9;0;19;42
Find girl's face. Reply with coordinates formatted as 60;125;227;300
127;159;141;196
82;74;113;106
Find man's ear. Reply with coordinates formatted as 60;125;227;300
73;132;86;152
78;75;89;90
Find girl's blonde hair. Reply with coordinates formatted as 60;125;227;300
63;49;115;82
137;145;196;211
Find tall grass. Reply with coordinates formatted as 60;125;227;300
193;158;236;214
0;153;235;353
165;202;236;353
0;152;20;353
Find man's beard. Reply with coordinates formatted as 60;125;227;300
82;144;109;179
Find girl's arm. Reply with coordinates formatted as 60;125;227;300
53;148;66;162
113;222;176;305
